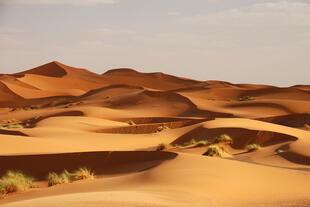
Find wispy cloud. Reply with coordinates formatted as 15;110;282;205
0;27;23;34
177;1;310;27
0;0;118;6
168;11;181;16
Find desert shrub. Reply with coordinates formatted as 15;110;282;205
156;142;171;151
276;149;285;154
0;119;24;129
2;119;21;124
183;139;197;146
194;140;209;147
23;105;39;110
203;145;224;157
47;170;71;187
127;120;135;125
239;96;254;101
215;134;233;144
246;144;261;152
47;168;93;187
0;124;24;129
0;171;34;195
155;125;169;133
304;124;310;130
71;168;94;181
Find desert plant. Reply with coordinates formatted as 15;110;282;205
127;120;135;125
183;139;197;146
23;105;39;110
304;124;310;130
71;168;94;181
246;144;261;152
47;170;71;187
155;125;169;133
156;142;171;151
203;145;224;157
0;171;34;195
194;140;209;147
215;134;233;144
239;96;254;101
0;124;24;130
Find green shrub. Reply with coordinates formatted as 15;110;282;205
304;124;310;130
183;139;197;146
215;134;233;144
194;140;209;147
155;125;169;133
47;168;93;187
71;167;94;181
246;144;261;152
203;145;224;157
47;170;71;187
0;124;24;129
0;171;34;195
156;143;170;151
127;120;135;125
239;96;255;101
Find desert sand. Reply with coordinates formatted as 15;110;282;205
0;61;310;206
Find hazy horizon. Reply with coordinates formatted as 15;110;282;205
1;0;309;86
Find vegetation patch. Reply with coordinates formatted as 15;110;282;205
0;124;24;129
246;144;261;152
71;167;94;181
156;142;172;151
215;134;233;145
47;170;71;187
304;124;310;130
183;139;197;146
194;140;209;147
47;168;94;187
203;145;225;157
239;96;255;101
155;125;169;133
127;120;136;125
0;171;34;195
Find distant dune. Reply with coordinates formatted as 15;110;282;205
0;61;309;207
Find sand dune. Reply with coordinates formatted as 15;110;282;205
0;61;310;206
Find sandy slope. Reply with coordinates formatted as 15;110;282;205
0;61;310;206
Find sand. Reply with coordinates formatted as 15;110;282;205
0;61;309;206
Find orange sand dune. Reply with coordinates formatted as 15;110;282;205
102;68;203;90
0;61;310;206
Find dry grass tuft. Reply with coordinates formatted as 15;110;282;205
194;140;209;147
47;170;71;187
203;145;225;157
0;171;34;195
127;120;136;125
246;144;261;152
71;168;94;181
155;125;169;133
156;142;172;151
215;134;233;144
239;96;255;101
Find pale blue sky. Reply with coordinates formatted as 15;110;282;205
0;0;309;86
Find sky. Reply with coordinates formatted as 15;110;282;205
0;0;309;86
